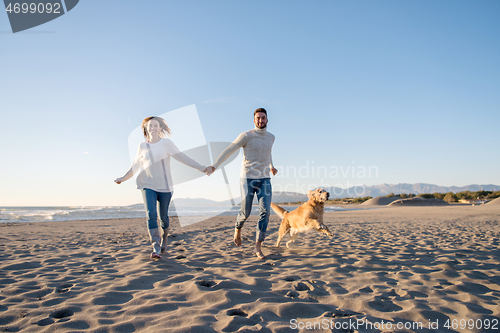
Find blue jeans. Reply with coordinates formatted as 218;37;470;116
141;189;172;230
236;178;272;242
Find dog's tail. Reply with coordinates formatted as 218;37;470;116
270;203;288;219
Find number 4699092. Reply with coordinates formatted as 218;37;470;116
444;318;498;330
6;3;61;14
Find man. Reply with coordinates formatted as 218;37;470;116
207;108;277;259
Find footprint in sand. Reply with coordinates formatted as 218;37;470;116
367;297;403;312
227;309;247;317
295;282;310;291
50;308;74;319
439;280;453;286
92;292;133;305
197;280;216;288
37;318;54;326
283;275;300;282
56;283;73;293
326;309;358;318
36;308;74;326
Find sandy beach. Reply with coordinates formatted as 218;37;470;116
1;205;499;332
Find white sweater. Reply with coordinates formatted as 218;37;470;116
213;127;275;179
130;138;206;192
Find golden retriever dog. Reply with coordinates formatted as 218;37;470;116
271;189;333;248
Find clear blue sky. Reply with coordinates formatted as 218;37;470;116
1;1;499;206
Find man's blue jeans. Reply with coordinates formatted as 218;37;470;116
236;178;272;242
141;188;172;230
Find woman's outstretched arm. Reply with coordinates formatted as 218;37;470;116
114;167;134;184
166;140;207;172
114;144;143;184
171;151;206;172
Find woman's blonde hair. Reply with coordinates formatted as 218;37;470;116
142;116;171;140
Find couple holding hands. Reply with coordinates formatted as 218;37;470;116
115;108;277;259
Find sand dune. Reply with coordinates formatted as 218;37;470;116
0;205;499;332
362;196;448;207
389;197;449;206
485;197;500;206
361;196;401;206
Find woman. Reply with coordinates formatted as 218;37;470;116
115;116;210;259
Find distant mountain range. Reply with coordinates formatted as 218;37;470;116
147;183;500;205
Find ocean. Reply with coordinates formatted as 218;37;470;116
0;204;348;224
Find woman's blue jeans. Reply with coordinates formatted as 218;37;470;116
141;188;172;230
236;178;272;242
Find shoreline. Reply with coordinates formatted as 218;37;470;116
0;204;368;225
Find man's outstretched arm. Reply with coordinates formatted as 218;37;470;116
206;132;248;175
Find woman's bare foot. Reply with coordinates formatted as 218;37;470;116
234;228;242;246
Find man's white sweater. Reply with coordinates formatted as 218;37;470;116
213;126;275;179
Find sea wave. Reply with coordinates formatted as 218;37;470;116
0;204;346;223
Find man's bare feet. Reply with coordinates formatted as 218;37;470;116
254;241;266;259
253;250;266;259
234;228;242;246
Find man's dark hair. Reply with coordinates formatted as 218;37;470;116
254;108;267;116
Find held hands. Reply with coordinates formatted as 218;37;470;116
204;166;276;176
114;177;124;184
204;166;215;176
